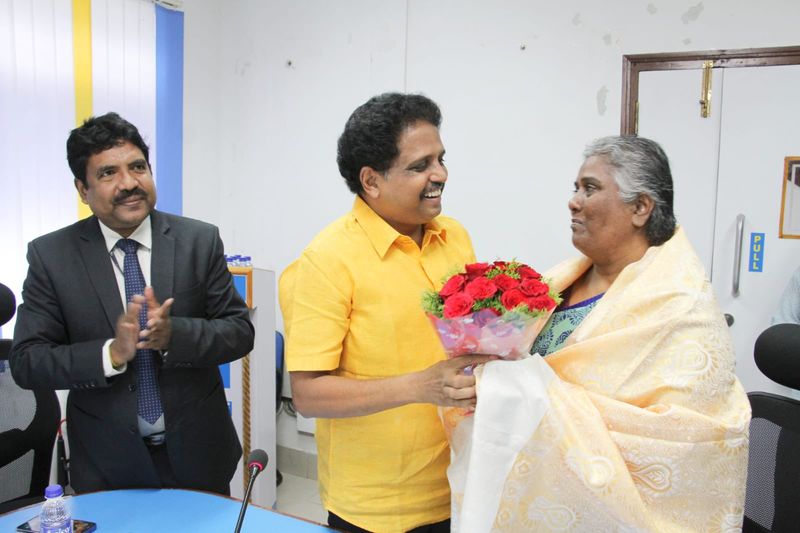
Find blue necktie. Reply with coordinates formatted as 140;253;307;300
117;238;163;424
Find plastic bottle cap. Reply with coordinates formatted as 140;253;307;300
44;484;63;498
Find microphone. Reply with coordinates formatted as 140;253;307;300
0;283;15;327
754;323;800;390
234;449;269;533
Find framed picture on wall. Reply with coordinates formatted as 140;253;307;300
779;157;800;239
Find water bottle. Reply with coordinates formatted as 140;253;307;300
40;484;72;533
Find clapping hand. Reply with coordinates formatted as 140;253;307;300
110;295;144;368
137;286;174;351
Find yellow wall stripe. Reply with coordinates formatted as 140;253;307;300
72;0;93;219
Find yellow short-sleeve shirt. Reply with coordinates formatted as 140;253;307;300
280;196;475;532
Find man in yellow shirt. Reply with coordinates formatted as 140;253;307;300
279;93;492;533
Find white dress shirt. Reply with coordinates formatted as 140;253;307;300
97;216;165;437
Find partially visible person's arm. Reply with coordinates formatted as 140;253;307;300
772;266;800;325
291;353;495;418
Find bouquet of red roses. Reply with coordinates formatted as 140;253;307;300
422;260;561;360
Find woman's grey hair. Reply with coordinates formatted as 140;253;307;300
583;135;677;246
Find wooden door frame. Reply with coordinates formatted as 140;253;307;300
621;46;800;134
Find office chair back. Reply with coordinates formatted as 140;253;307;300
744;393;800;532
0;283;15;330
0;283;61;514
0;282;15;360
754;324;800;390
744;324;800;532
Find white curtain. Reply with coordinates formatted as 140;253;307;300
91;0;156;168
0;0;76;336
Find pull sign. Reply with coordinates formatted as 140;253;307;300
749;233;765;272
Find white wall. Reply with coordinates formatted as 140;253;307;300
182;0;800;453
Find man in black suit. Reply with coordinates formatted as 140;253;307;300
10;112;254;495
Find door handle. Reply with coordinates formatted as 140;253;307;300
732;214;745;297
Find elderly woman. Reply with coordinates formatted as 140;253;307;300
448;136;750;532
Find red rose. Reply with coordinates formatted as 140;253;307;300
500;288;527;310
464;262;491;280
527;295;557;311
440;274;466;297
517;265;541;279
519;278;548;297
492;273;520;291
443;292;475;318
465;277;498;300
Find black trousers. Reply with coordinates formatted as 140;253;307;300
327;511;450;533
146;442;230;496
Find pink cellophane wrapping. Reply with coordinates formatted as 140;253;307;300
428;309;549;360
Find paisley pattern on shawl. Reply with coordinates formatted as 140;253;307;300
447;227;750;532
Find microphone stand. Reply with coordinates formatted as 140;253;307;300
234;466;259;533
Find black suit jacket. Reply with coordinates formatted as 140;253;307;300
10;210;255;493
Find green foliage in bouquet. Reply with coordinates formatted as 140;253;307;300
422;260;561;319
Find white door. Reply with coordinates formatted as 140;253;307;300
638;64;800;395
638;68;724;274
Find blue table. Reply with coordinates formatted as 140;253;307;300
0;489;334;532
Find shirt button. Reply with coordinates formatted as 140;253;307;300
128;384;136;392
129;426;137;434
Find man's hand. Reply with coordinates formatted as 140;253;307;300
414;354;497;409
137;286;174;351
111;296;143;368
289;354;499;419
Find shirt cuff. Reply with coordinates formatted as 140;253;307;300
103;338;127;377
